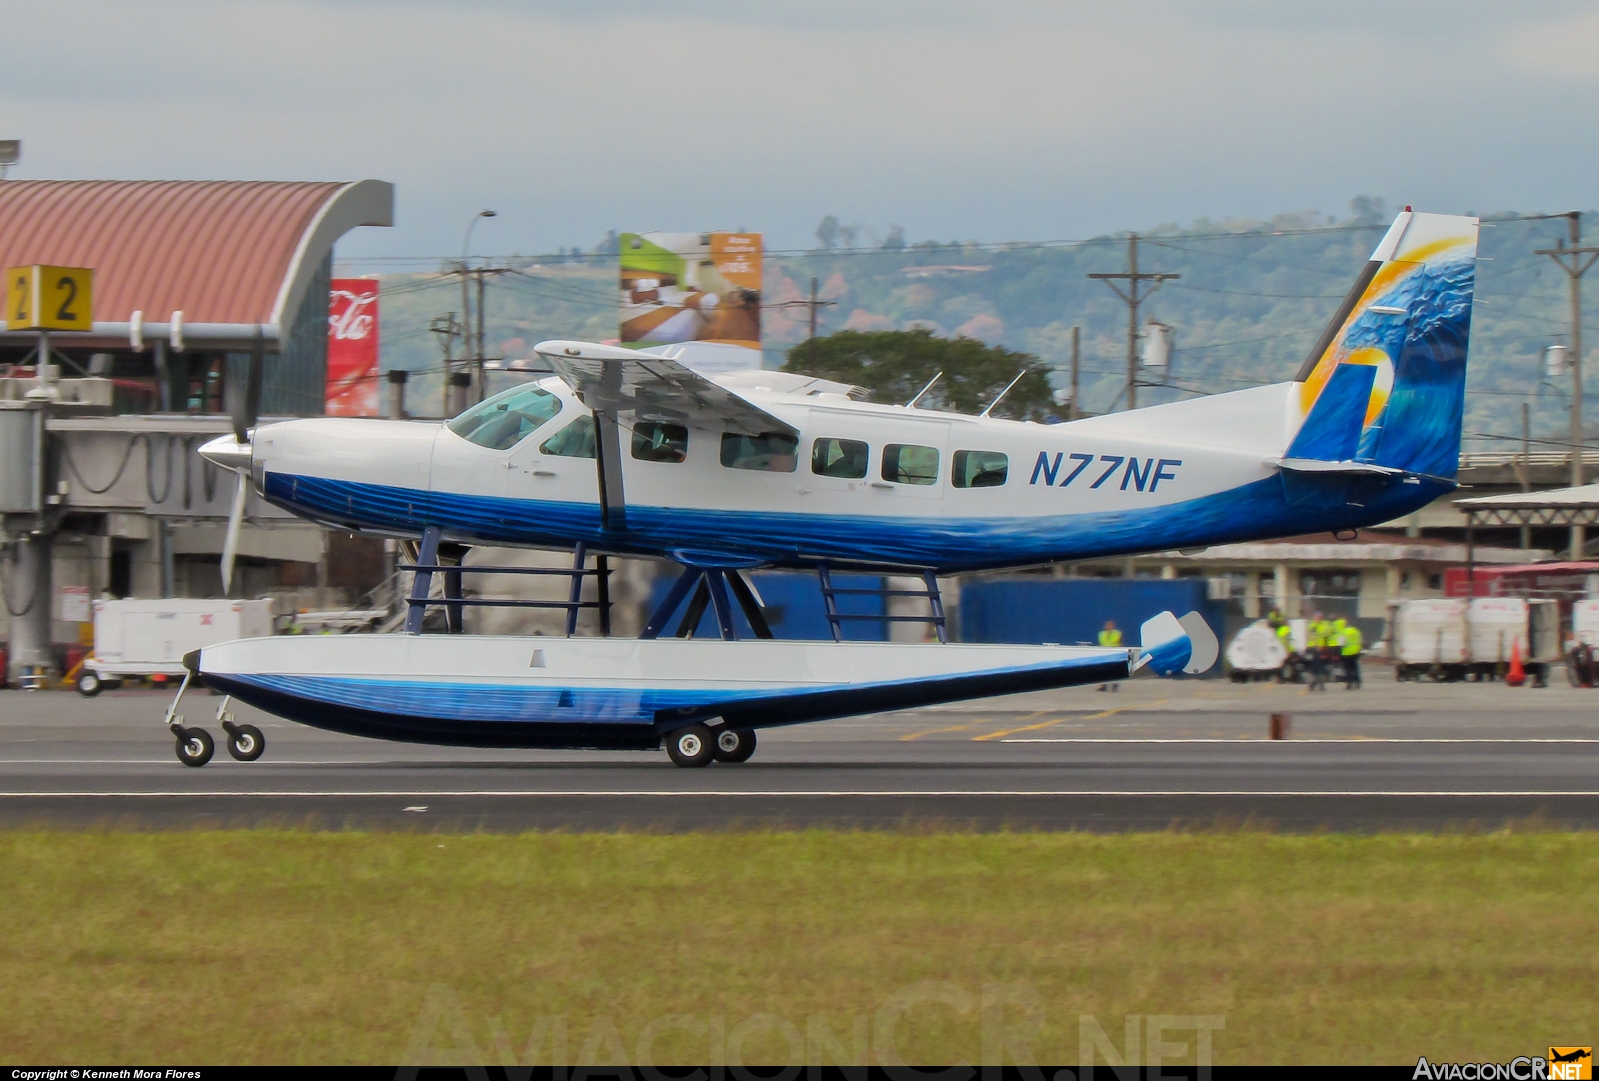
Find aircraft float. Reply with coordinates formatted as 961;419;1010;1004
172;209;1477;768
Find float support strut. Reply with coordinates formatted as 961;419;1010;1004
405;526;441;634
640;564;702;640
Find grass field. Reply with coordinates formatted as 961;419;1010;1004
1;829;1595;1066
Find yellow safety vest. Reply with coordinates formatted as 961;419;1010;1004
1340;625;1363;656
1098;629;1123;647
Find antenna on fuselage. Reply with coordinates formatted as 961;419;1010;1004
979;369;1028;418
905;371;942;408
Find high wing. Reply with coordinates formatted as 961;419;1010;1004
534;339;797;438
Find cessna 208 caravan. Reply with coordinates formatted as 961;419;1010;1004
178;209;1477;767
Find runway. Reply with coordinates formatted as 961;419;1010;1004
3;674;1597;830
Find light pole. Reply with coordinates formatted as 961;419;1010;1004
457;209;496;411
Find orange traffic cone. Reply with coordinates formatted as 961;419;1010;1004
1506;639;1526;687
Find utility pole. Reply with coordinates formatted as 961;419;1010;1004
460;262;472;395
1535;212;1599;558
457;208;497;406
1089;233;1177;410
1520;401;1532;552
475;268;487;402
429;312;463;416
1069;324;1081;421
772;276;836;367
453;263;510;405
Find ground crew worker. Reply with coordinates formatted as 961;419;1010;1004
1097;620;1122;692
1340;621;1364;688
1274;619;1297;682
1305;611;1329;692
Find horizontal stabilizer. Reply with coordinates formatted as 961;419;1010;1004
1285;362;1376;461
1138;611;1195;675
1269;458;1403;476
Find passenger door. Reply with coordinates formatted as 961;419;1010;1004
866;420;948;511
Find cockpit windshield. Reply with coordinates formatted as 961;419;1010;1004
446;384;563;450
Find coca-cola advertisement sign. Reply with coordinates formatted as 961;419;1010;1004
326;278;380;416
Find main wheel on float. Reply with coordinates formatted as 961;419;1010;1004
665;723;715;768
712;727;757;764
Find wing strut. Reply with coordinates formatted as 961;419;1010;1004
590;353;628;531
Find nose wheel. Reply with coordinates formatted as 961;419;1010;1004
174;726;214;767
222;720;266;761
161;678;266;767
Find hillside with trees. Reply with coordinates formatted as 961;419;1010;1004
367;199;1596;451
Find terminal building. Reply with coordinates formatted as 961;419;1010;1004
0;179;392;680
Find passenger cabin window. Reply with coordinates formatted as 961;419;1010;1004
952;450;1008;488
632;422;688;463
447;384;562;450
722;432;799;473
539;415;596;458
881;443;939;485
811;438;868;479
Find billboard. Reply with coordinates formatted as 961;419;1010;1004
619;232;761;348
326;278;380;416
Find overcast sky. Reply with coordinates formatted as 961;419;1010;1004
5;1;1598;259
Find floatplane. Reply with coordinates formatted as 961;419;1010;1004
173;209;1476;767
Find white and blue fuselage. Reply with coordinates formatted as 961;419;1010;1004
249;374;1448;574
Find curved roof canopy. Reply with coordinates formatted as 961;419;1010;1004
0;179;392;345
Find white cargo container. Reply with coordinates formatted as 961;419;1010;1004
83;598;273;696
1391;596;1557;684
1393;598;1468;669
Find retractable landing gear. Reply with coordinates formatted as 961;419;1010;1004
162;676;265;767
665;723;756;767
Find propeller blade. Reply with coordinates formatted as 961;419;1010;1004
228;330;266;445
220;473;247;595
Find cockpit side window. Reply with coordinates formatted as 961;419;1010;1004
447;384;563;450
632;422;689;463
539;415;596;458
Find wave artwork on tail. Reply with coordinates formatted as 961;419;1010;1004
1291;209;1478;480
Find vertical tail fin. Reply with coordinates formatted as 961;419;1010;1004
1292;211;1478;479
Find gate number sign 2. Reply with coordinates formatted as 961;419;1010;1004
6;264;94;331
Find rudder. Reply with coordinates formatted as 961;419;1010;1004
1293;211;1478;480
